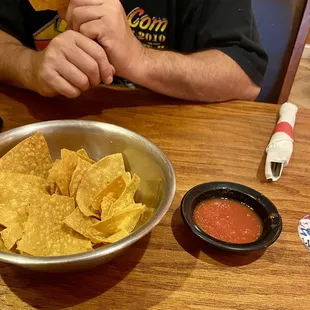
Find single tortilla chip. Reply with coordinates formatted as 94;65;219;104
119;212;143;233
100;194;117;220
29;0;69;11
0;172;53;201
0;204;26;228
0;172;53;249
69;157;92;198
0;236;6;251
48;159;61;181
0;194;51;249
0;235;12;253
17;195;92;256
105;230;129;243
0;132;52;178
55;149;79;196
55;186;62;195
64;208;107;244
107;174;140;218
76;149;95;164
1;223;24;250
91;172;131;216
136;207;155;229
76;153;125;217
76;149;89;158
93;203;145;237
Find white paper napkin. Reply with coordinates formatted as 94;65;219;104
265;102;298;181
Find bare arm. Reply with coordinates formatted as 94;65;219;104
66;0;263;103
127;48;260;102
0;30;37;91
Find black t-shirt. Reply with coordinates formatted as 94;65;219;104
0;0;268;87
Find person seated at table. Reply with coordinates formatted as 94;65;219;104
0;0;268;102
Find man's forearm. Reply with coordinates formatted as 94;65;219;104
128;48;260;102
0;31;37;91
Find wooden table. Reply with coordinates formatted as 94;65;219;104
0;87;309;310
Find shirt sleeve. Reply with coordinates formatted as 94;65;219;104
180;0;268;87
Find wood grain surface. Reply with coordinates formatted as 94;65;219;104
0;86;309;310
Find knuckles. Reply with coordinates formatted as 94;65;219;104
87;61;100;77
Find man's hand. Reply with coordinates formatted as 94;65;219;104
32;30;114;98
65;0;144;80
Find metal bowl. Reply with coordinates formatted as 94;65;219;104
0;120;176;272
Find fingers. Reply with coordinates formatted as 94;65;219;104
55;59;90;91
78;19;102;40
74;31;114;84
66;0;103;29
47;75;81;98
71;6;103;32
38;29;115;98
65;47;101;87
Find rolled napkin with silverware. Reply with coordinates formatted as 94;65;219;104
265;102;298;182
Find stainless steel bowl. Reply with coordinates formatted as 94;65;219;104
0;120;176;272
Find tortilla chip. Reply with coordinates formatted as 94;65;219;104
0;132;52;178
99;173;131;219
76;149;95;164
0;236;6;251
0;234;12;253
69;157;92;197
76;153;125;217
55;186;62;195
49;149;78;196
64;208;107;244
105;229;129;243
48;159;61;181
136;207;155;229
93;203;145;236
1;223;24;250
0;193;51;249
119;213;142;233
0;172;53;201
100;194;116;220
107;174;140;218
29;0;69;11
91;172;131;216
17;195;92;256
76;149;89;158
0;204;25;228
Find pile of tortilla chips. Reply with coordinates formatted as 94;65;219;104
0;133;152;256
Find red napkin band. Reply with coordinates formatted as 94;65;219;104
273;121;294;139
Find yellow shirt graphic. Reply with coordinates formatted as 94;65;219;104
33;7;168;51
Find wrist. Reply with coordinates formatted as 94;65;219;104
22;49;41;93
15;47;40;92
124;45;153;85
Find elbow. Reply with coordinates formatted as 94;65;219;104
233;79;261;102
242;84;261;101
214;83;261;103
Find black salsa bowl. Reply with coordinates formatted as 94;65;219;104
180;182;282;252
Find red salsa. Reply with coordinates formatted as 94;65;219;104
193;198;263;244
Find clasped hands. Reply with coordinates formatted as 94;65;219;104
34;0;144;98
